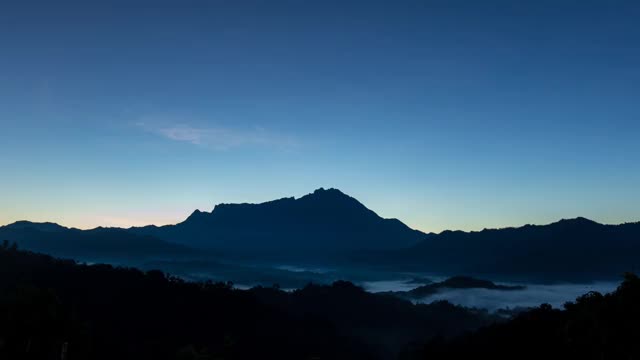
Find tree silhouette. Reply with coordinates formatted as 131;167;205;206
409;273;640;360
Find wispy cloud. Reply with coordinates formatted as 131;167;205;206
137;121;297;151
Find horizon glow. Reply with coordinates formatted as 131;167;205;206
1;1;639;233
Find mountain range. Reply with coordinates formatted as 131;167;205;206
1;188;639;280
375;217;640;281
0;221;194;261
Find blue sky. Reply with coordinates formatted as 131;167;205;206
1;0;639;232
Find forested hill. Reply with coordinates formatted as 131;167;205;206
403;273;640;360
0;242;494;360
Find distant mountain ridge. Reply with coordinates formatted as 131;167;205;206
130;188;426;253
0;221;195;261
3;190;640;281
4;221;69;232
377;217;640;281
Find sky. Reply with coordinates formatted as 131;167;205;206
1;0;639;233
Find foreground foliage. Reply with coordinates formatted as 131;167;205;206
0;242;492;360
404;273;640;360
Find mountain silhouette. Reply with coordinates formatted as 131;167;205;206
130;188;426;254
4;191;640;281
0;221;195;260
376;217;640;281
3;220;69;232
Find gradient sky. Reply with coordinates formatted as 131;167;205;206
1;0;639;232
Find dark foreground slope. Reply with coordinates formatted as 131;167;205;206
0;243;494;360
403;273;640;360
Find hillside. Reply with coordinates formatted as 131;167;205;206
406;273;640;360
0;243;496;360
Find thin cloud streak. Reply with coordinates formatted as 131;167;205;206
138;122;298;151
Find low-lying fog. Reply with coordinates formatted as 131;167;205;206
142;260;620;313
363;279;619;311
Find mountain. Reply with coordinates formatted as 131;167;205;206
375;217;640;281
3;220;68;232
130;188;426;255
0;221;195;261
5;191;639;282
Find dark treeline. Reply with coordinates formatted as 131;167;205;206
4;240;639;360
0;242;494;360
402;273;640;360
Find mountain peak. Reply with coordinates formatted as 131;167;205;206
201;189;352;215
137;188;425;252
3;221;68;232
184;209;208;222
312;187;345;195
211;196;296;214
297;188;370;212
302;187;358;202
553;217;600;227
